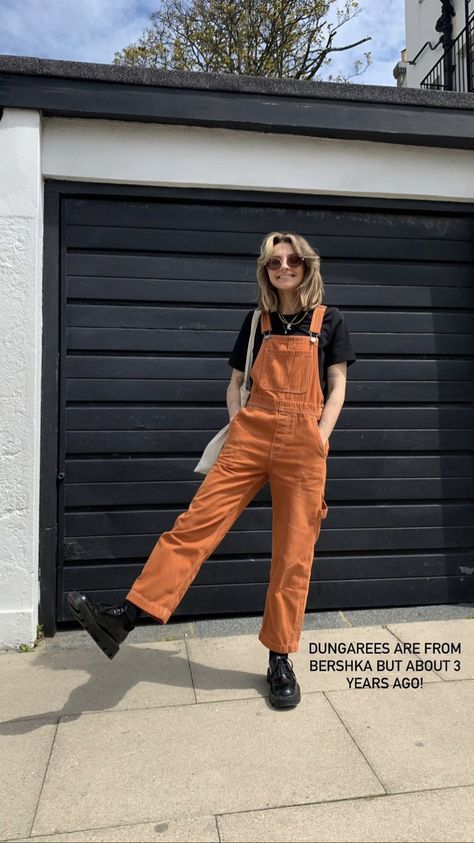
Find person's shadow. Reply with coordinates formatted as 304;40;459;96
0;638;285;736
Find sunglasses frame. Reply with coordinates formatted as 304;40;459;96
265;254;306;271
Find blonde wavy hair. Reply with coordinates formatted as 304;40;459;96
255;231;325;312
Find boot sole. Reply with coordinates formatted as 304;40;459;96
266;669;301;708
67;592;119;660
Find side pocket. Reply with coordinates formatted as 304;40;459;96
314;420;328;458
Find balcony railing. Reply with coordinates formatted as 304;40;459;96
420;12;474;91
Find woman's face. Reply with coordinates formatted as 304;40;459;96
266;242;306;296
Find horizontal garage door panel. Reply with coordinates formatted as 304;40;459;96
65;504;474;537
67;329;472;354
64;478;474;508
67;253;474;284
66;199;472;241
67;278;474;308
61;552;474;588
65;305;474;332
56;190;474;622
65;455;474;483
65;406;474;429
64;527;474;562
65;381;473;403
65;429;474;454
66;226;474;262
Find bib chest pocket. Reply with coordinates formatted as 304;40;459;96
259;345;313;394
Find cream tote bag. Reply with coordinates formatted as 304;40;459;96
194;308;262;475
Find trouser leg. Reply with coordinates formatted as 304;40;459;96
259;464;325;654
127;455;267;623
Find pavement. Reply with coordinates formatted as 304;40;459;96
1;602;474;843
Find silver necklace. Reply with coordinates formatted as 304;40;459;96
277;309;308;334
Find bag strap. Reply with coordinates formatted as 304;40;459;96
243;309;262;391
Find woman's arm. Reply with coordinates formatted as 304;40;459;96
227;368;244;421
318;362;348;445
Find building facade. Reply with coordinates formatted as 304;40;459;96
1;56;474;649
395;0;473;91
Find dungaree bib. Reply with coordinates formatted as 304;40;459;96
127;305;329;653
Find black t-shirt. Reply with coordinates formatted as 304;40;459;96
228;306;356;400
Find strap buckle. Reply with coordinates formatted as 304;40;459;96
310;331;320;344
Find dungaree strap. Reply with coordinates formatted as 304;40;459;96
309;305;327;342
260;311;272;337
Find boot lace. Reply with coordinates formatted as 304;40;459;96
271;656;295;684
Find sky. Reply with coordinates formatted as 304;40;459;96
0;0;406;87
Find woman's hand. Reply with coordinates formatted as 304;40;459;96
319;430;328;445
318;424;329;446
318;363;347;446
227;369;244;422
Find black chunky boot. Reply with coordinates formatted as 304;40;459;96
267;654;301;708
67;592;138;660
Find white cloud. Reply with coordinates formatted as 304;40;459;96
0;0;405;85
0;0;157;64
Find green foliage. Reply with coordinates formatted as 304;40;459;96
113;0;371;82
18;624;45;652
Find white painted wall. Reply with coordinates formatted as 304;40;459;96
400;0;468;88
0;109;43;649
1;104;474;649
43;117;474;203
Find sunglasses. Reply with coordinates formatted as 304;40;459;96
265;254;305;271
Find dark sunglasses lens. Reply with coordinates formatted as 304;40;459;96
288;254;303;267
266;254;304;270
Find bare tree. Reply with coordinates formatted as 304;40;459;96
113;0;372;83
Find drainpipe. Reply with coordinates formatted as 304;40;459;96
435;0;456;90
466;0;473;91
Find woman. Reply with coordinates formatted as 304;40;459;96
67;231;356;709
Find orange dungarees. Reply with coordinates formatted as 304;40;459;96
127;305;329;653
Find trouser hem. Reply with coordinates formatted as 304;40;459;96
258;630;300;654
126;589;169;624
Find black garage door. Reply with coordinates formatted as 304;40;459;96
50;185;474;622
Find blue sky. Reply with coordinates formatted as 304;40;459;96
0;0;406;87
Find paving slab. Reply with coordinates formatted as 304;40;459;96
0;641;195;723
12;813;219;842
217;784;474;842
190;614;264;640
31;695;384;837
302;610;348;630
190;610;346;639
186;634;269;703
0;717;57;840
326;679;474;793
342;604;474;627
386;618;474;681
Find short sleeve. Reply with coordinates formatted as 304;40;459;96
325;310;356;368
228;310;254;372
